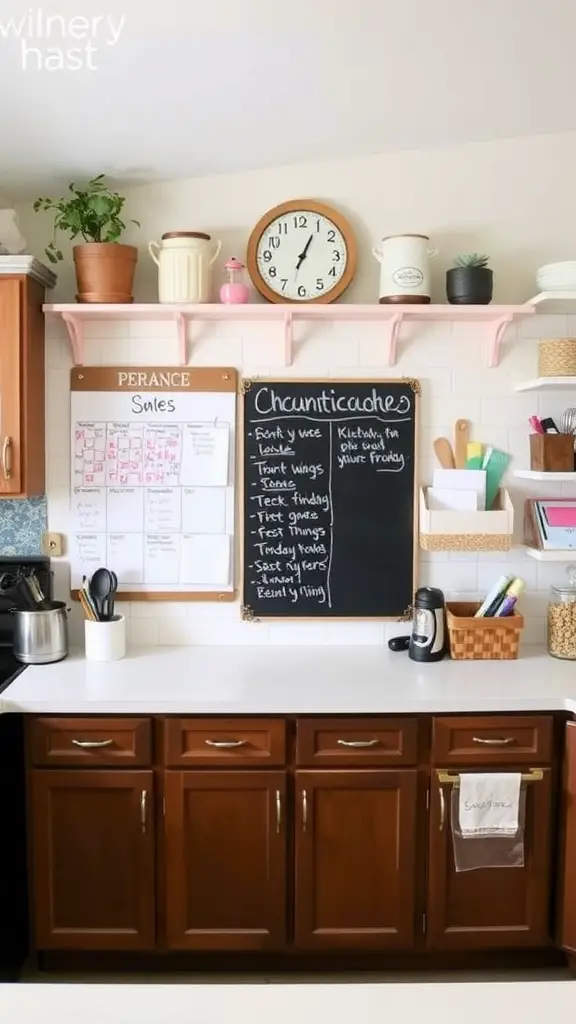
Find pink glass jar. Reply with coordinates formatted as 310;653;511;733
220;257;249;304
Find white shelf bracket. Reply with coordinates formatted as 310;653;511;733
284;311;294;365
61;313;84;365
175;312;187;365
387;313;404;365
487;314;514;368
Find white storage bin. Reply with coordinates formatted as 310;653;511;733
419;487;514;552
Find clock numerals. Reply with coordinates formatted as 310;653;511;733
327;229;336;243
277;223;288;235
293;214;307;229
333;250;341;262
269;266;277;278
262;250;272;262
281;279;287;292
316;278;324;291
328;266;337;278
298;285;306;298
268;236;280;249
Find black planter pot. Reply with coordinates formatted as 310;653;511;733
446;267;493;305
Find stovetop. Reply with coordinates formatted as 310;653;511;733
0;556;52;696
0;651;25;695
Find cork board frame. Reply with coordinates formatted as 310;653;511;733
239;375;420;622
70;366;238;602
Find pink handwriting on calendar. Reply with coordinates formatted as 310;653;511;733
106;422;144;486
74;422;107;486
143;425;182;485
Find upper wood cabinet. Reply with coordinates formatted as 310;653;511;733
31;769;156;950
0;275;46;496
294;769;419;950
559;722;576;954
427;768;553;950
164;770;287;950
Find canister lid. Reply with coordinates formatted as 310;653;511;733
552;564;576;596
161;231;211;241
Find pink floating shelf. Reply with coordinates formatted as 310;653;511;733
43;302;534;367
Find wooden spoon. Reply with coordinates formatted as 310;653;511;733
454;419;469;470
433;437;456;469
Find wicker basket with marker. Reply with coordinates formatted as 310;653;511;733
446;579;525;660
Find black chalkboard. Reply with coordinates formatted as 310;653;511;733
242;378;418;619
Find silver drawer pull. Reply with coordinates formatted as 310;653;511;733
337;739;380;748
472;736;515;746
71;739;114;749
205;739;247;748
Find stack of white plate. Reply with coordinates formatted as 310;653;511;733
536;261;576;292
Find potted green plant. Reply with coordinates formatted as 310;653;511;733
446;253;493;305
33;175;139;303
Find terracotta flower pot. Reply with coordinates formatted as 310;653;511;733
73;242;138;303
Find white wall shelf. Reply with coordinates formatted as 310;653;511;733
524;547;576;561
514;470;576;481
515;377;576;392
44;302;534;368
528;291;576;313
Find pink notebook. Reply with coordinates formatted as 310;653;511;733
545;505;576;527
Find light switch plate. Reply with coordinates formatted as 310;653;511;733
41;532;64;557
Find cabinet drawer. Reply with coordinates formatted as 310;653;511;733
296;717;418;767
30;717;152;767
164;718;286;767
431;715;553;765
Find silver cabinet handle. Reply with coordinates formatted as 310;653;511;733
204;739;247;748
141;789;147;833
472;736;515;746
302;789;308;832
2;437;12;480
275;790;281;834
72;739;114;749
439;785;446;832
337;739;380;748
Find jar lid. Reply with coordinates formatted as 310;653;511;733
161;231;211;241
552;564;576;595
224;257;244;270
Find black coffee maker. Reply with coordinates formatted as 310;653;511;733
408;587;446;662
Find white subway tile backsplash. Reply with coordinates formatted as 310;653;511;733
45;312;573;648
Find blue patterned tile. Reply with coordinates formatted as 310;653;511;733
0;496;47;555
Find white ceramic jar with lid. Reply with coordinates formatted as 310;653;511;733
149;231;222;303
372;233;438;303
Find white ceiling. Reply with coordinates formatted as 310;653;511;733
2;0;576;199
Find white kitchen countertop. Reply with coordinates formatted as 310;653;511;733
1;646;576;715
0;981;574;1022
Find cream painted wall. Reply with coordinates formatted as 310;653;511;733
15;130;576;648
16;129;576;305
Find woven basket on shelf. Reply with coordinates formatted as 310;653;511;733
446;601;524;661
538;338;576;377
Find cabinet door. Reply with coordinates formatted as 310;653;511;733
427;768;552;950
164;770;286;950
0;278;22;494
559;722;576;954
294;770;418;950
31;770;155;950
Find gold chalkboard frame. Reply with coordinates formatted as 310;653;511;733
240;376;420;622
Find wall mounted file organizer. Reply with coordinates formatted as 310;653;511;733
419;488;514;552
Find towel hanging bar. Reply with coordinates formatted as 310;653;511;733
436;768;544;787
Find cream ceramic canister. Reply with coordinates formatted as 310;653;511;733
148;231;222;303
220;257;250;304
372;233;438;304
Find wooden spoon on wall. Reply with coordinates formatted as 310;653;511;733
454;419;469;469
433;437;456;469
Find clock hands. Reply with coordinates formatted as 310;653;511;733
295;234;313;273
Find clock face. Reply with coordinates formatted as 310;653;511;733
247;201;356;304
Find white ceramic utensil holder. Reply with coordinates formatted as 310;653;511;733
85;615;126;662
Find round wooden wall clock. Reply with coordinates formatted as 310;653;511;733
246;199;357;304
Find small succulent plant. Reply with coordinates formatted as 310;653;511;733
453;253;490;269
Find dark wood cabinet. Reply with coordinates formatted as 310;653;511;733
31;769;155;950
294;770;418;950
164;770;287;950
427;768;553;950
559;721;576;955
0;275;46;496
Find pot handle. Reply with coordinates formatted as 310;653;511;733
210;240;222;267
148;240;161;266
428;247;439;259
372;247;385;264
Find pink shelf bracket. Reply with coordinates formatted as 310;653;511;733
283;311;294;365
487;314;514;368
175;312;187;365
386;313;404;365
61;313;84;365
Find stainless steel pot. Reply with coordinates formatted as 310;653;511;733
12;601;69;664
